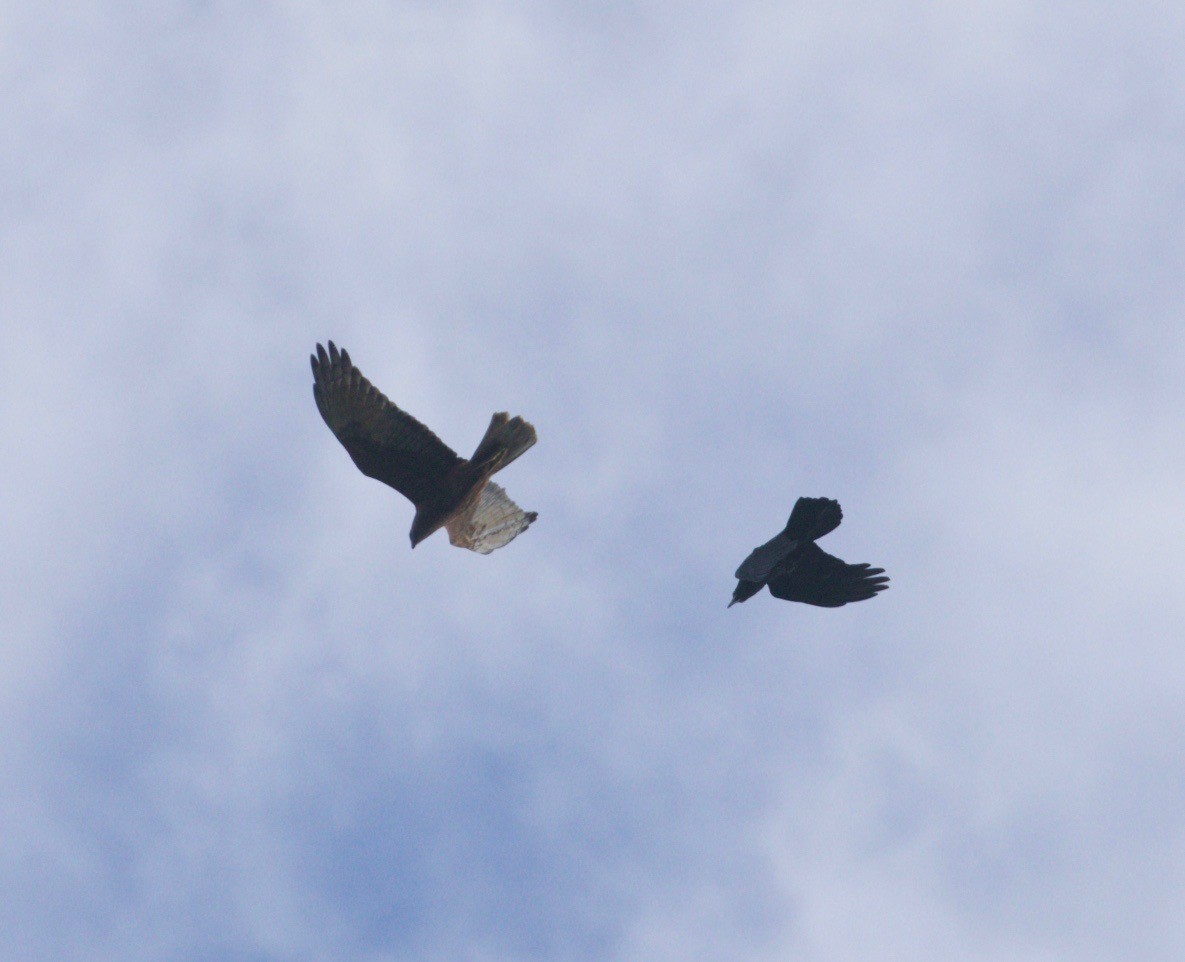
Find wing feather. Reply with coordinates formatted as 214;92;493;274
767;542;889;607
735;532;796;582
311;341;461;507
784;497;842;541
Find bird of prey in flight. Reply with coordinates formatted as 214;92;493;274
729;497;889;608
311;341;538;553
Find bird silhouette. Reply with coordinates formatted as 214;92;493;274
730;497;888;608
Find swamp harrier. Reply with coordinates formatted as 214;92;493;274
311;341;538;553
729;497;889;608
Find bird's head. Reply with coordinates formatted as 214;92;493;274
409;512;438;548
729;579;763;608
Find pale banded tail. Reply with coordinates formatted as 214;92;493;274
446;481;538;554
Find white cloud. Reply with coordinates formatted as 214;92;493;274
2;1;1184;959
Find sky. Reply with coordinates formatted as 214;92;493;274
3;1;1185;959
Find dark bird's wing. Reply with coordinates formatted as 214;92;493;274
767;541;889;607
735;532;795;583
784;497;842;541
736;497;845;583
311;341;462;507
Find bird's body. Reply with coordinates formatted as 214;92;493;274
311;341;538;553
730;497;888;608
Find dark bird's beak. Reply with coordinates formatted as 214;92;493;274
727;598;738;608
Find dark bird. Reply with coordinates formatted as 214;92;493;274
729;497;889;608
311;341;538;553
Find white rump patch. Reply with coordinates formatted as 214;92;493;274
446;481;536;554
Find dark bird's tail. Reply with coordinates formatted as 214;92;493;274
784;497;842;541
470;412;538;474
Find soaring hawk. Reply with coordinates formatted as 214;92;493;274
311;341;538;553
729;497;889;608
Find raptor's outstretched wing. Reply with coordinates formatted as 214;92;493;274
311;341;461;507
767;541;889;608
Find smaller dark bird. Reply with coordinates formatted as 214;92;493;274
729;497;889;608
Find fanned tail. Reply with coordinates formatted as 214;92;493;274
445;481;538;554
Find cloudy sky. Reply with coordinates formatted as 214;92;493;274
4;2;1185;959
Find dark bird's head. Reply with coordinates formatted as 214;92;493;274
409;511;442;548
728;579;763;608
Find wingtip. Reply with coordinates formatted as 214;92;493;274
313;341;354;377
